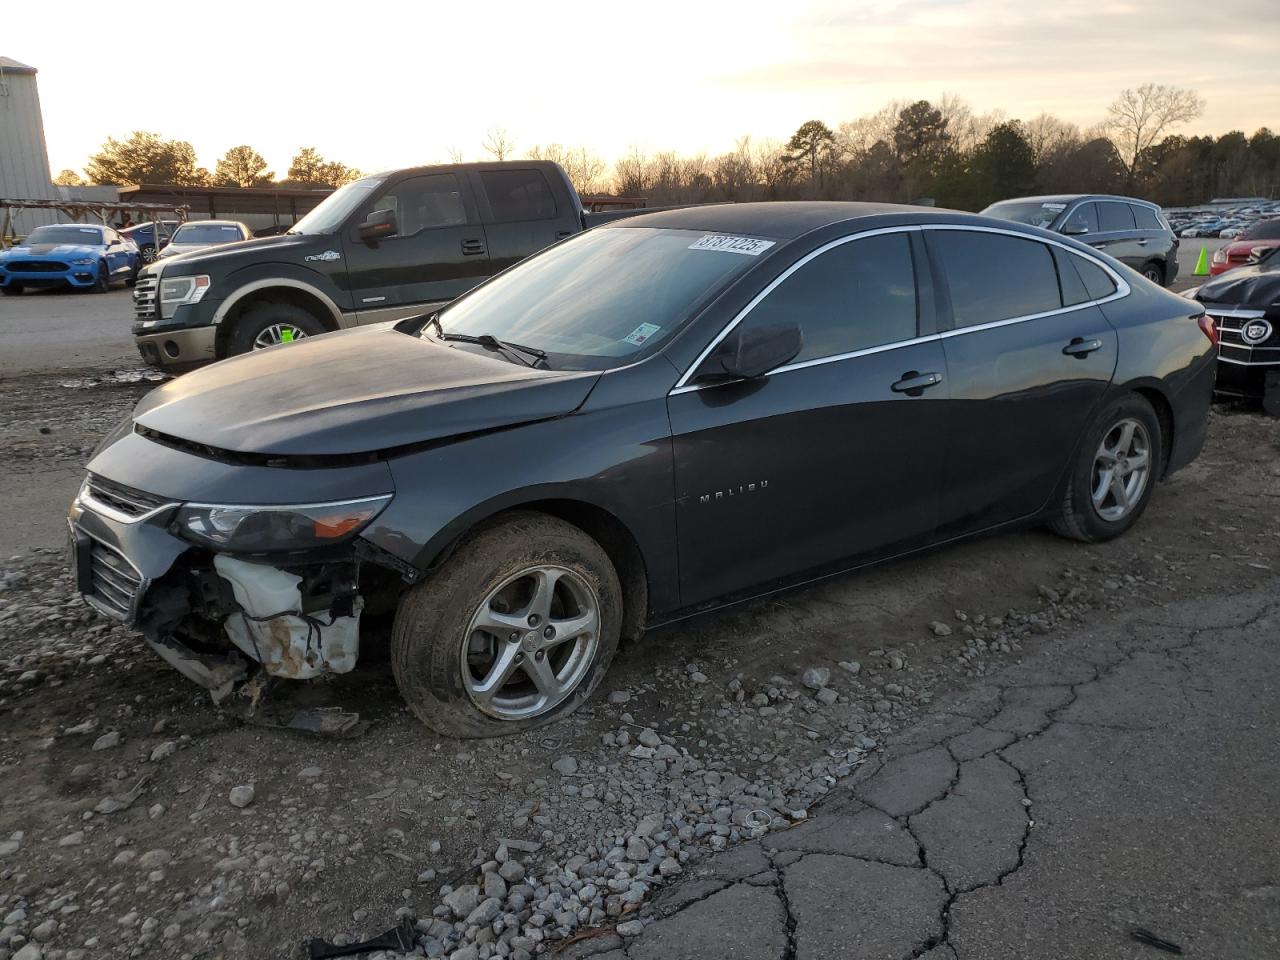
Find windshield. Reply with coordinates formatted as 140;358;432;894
1242;218;1280;240
289;177;383;235
429;227;770;370
26;225;104;245
172;223;245;244
982;200;1067;229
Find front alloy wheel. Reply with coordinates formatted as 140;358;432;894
252;323;309;349
462;565;601;720
391;512;622;737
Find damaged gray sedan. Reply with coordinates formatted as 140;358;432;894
69;204;1215;737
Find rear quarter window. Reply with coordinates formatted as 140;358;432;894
1131;205;1163;230
931;231;1062;328
1070;253;1118;300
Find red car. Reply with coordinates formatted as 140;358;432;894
1211;217;1280;275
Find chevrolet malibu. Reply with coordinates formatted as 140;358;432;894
69;203;1216;737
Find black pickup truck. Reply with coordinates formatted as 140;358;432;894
132;161;640;371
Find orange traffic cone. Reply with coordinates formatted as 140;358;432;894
1194;246;1210;276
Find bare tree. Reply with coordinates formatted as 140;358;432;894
482;126;515;161
528;144;605;194
1105;83;1204;181
612;146;653;196
1024;113;1081;166
446;145;466;163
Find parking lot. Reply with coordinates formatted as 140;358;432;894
0;256;1277;959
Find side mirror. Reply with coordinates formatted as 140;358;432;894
358;208;397;243
695;323;803;383
1060;222;1089;236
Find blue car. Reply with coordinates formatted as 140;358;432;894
0;223;140;295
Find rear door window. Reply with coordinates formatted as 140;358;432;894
931;231;1062;328
478;169;558;222
734;231;918;364
1131;204;1163;230
1097;202;1136;232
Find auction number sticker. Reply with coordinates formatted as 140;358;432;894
623;322;662;346
688;234;776;256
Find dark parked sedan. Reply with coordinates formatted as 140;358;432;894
69;203;1216;737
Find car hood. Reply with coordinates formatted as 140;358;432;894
155;233;308;270
131;325;601;457
0;242;101;258
1195;263;1280;308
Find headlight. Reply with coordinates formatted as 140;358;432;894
173;495;392;552
73;258;96;265
159;274;211;316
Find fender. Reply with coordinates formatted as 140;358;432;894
211;264;350;329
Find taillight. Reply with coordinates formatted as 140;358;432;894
1212;248;1226;264
1197;313;1218;346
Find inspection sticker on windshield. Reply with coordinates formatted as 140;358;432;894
688;234;775;256
623;322;662;346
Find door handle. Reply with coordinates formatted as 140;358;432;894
891;371;943;395
1063;337;1103;358
555;230;573;239
1136;238;1149;245
1090;242;1109;249
461;239;486;256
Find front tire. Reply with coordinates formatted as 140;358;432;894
140;245;157;264
391;512;623;738
227;302;328;356
1049;394;1162;543
93;260;111;293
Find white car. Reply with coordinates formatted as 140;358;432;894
157;221;252;260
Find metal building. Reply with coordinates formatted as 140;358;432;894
0;56;56;234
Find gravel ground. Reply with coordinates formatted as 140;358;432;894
0;366;1277;960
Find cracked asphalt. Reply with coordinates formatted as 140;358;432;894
564;583;1280;960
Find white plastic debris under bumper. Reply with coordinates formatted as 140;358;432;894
213;555;361;679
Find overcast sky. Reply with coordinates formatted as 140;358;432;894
7;0;1278;177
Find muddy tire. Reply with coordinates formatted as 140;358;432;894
228;302;329;355
1049;394;1162;543
391;512;622;738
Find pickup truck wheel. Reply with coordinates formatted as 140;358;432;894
229;303;328;355
93;260;111;293
1048;394;1162;543
391;512;623;738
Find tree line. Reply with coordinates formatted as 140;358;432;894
54;85;1279;209
54;135;363;189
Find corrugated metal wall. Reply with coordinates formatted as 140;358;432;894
0;59;57;233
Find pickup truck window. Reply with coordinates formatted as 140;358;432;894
479;169;557;222
289;176;384;235
370;174;468;236
431;227;765;370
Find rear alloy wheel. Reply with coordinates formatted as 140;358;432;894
1141;262;1164;285
392;512;622;737
140;245;157;264
93;259;111;293
1049;394;1162;543
228;302;328;356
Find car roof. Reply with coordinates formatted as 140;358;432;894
177;220;245;228
992;193;1160;209
611;201;970;240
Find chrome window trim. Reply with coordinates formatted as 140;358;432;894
670;222;1130;395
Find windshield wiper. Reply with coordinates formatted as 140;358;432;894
429;322;547;369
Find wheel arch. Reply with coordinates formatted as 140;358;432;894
1121;379;1176;479
423;497;651;643
212;280;345;356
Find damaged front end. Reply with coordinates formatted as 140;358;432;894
69;475;410;703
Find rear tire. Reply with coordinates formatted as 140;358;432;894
391;512;623;738
1049;394;1163;543
227;302;328;356
1141;261;1164;285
